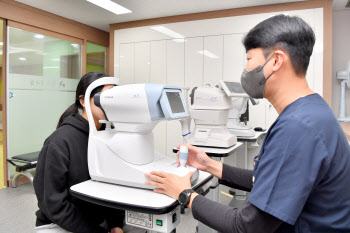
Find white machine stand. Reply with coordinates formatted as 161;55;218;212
337;61;350;122
71;171;213;233
219;80;257;137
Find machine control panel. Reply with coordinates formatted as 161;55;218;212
126;212;153;228
126;207;180;233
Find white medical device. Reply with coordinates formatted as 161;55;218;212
220;80;257;137
180;83;237;148
337;61;350;122
84;77;199;190
180;81;258;148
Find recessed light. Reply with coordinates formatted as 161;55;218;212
198;50;219;59
172;38;186;43
86;0;132;15
34;34;45;39
19;57;27;61
150;26;185;40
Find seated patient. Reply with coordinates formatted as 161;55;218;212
34;72;124;233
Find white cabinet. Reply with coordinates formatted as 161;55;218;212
223;34;245;83
166;40;186;157
135;42;150;83
149;40;168;156
265;100;279;128
185;37;204;88
150;40;167;84
114;8;324;154
167;40;185;86
248;99;266;130
203;35;224;86
119;43;135;85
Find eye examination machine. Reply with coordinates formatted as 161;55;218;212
86;77;199;189
180;80;256;148
70;77;213;233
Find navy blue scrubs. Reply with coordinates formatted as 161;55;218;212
248;94;350;232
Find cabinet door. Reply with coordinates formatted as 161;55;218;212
203;35;223;86
223;34;245;82
185;37;204;88
119;43;135;85
150;40;166;84
248;99;266;130
265;100;279;129
166;40;185;157
135;42;150;83
150;40;167;155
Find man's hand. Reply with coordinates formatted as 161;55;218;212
176;144;212;171
145;171;193;200
110;227;123;233
176;144;223;179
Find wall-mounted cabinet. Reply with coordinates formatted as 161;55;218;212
113;8;324;156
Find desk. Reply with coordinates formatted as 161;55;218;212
173;143;243;202
174;143;243;233
234;131;267;199
71;171;212;215
71;171;213;233
173;142;243;158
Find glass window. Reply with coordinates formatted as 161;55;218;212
7;27;82;178
86;42;106;73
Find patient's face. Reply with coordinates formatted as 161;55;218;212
90;84;115;121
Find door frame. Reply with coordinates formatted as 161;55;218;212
1;18;7;187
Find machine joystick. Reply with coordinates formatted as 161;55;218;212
179;146;188;168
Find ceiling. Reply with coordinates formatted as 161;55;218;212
14;0;310;32
333;0;350;10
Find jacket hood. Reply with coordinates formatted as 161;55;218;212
60;114;89;135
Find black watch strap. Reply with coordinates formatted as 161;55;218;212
178;189;195;207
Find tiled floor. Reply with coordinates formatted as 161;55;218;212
0;183;199;233
0;182;246;233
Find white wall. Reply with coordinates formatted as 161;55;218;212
332;10;350;118
113;8;324;157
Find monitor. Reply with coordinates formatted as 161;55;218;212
160;89;189;120
219;80;249;97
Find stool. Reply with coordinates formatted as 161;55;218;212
7;151;40;188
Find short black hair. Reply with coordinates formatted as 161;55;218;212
243;14;315;76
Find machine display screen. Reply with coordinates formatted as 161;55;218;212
166;92;185;113
224;81;245;94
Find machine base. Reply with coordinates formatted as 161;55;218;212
338;117;350;122
229;128;255;137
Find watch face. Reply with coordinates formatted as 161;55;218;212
179;192;187;205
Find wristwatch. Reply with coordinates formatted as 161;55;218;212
178;189;195;208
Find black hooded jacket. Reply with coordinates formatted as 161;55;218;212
34;114;124;233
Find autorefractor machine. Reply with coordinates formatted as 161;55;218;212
70;77;212;233
180;80;257;149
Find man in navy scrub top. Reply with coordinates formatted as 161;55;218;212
146;14;350;233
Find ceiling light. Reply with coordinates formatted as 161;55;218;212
150;26;184;39
19;57;27;61
0;42;3;46
172;38;186;43
34;34;45;39
86;0;132;15
198;50;219;59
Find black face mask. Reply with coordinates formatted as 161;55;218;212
240;53;275;99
